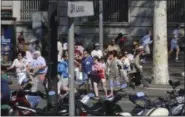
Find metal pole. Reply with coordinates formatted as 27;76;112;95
68;10;75;116
99;0;103;51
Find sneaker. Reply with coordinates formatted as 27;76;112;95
175;57;179;61
93;96;100;100
107;94;114;98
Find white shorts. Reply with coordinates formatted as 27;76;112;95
17;72;27;85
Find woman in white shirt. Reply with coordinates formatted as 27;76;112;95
7;51;28;85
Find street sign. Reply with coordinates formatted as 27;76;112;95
68;1;94;18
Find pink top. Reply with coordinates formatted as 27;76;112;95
92;62;105;79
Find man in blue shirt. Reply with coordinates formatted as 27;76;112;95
140;30;152;63
81;49;94;92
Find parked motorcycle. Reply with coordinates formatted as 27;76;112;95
75;84;129;116
129;92;169;116
9;87;46;116
153;80;185;116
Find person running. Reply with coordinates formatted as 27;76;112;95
91;56;107;99
140;30;152;63
29;51;47;92
7;51;28;86
169;35;180;61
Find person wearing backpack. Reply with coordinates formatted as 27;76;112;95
57;54;69;95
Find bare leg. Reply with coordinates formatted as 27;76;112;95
176;47;180;60
101;79;107;96
109;79;114;96
93;82;99;97
57;80;62;94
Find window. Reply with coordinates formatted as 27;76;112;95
167;0;185;23
20;0;41;21
87;0;128;22
103;0;128;22
1;9;12;18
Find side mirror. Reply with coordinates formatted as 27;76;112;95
168;80;181;89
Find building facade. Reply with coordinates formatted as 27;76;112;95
1;0;48;62
57;0;185;49
1;0;47;42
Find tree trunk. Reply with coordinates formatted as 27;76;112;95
153;1;169;84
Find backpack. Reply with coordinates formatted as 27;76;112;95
57;62;67;73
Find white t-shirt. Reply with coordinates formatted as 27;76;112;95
91;50;103;59
11;58;28;73
122;58;130;71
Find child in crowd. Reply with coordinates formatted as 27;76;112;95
99;57;108;96
91;56;107;99
57;54;69;95
120;53;130;83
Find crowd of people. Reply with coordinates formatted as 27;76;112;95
57;31;154;99
1;25;182;100
4;31;47;92
57;25;183;99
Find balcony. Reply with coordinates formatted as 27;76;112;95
20;0;41;22
1;1;13;9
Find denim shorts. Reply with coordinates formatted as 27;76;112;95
83;72;88;81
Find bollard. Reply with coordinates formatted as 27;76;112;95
48;90;57;109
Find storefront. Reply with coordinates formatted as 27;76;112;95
1;9;16;66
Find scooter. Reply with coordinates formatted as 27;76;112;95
153;80;185;116
129;92;169;116
8;83;45;116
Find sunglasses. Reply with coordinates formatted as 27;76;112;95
18;55;22;56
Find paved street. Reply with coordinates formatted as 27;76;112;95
7;56;184;112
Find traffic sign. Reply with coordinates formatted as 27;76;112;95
68;1;94;17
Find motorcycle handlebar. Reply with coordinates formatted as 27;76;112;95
24;90;47;99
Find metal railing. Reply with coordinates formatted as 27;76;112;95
167;0;185;23
20;0;41;21
1;1;13;9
